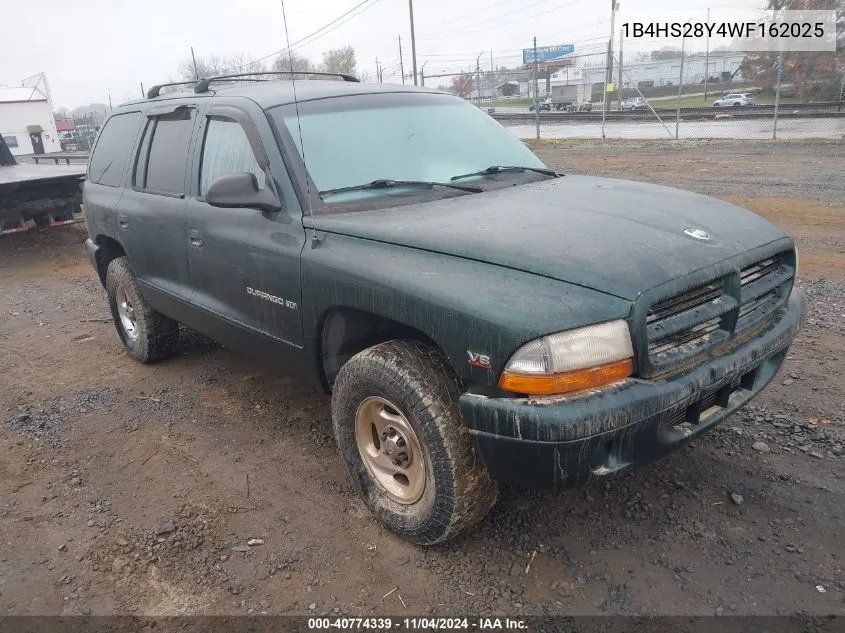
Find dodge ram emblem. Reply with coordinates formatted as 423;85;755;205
683;228;711;241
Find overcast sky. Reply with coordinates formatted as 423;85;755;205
3;0;763;109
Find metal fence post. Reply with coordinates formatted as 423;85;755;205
773;49;784;140
675;37;685;140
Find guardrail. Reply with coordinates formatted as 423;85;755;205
30;153;90;166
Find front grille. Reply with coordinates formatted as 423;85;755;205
736;256;791;332
642;251;794;375
646;280;732;367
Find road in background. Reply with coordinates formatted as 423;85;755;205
504;117;845;140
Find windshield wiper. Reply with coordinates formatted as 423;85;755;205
450;165;559;181
320;179;482;197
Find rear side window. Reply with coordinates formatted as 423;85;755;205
88;112;142;187
135;108;195;195
199;118;264;196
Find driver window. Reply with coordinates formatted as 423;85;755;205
200;117;265;196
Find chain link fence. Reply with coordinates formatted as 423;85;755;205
471;47;845;140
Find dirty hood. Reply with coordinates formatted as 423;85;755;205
307;175;790;300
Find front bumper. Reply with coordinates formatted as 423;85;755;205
459;289;806;489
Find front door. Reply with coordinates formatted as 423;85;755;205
30;132;44;154
185;102;305;353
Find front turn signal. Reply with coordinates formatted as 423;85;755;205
498;358;633;396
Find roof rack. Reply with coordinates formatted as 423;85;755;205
147;81;198;99
194;71;359;93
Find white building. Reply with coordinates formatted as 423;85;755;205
550;51;747;97
0;73;61;156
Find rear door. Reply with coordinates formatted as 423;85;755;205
184;98;306;352
117;103;198;311
84;110;145;244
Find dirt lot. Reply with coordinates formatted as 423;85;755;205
1;140;843;617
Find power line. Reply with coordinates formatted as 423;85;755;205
419;0;590;40
222;0;384;73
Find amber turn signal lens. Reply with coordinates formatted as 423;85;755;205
498;358;633;396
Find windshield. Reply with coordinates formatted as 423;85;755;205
269;92;546;197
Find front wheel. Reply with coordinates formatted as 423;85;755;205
331;340;498;545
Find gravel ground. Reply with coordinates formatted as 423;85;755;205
0;140;843;617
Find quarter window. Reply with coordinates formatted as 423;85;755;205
88;112;143;187
200;118;264;195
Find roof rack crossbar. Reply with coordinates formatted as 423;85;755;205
194;71;359;93
147;81;198;99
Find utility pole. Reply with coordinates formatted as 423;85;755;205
108;94;113;111
191;46;200;80
703;7;711;101
617;24;624;109
533;36;539;140
375;58;382;83
475;52;483;101
420;62;427;86
601;0;618;139
140;82;145;98
490;51;495;97
398;36;406;85
675;35;685;139
408;0;418;85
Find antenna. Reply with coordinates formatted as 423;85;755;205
278;0;313;219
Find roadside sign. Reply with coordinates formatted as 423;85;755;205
523;44;575;65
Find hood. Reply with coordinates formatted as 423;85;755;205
307;175;790;300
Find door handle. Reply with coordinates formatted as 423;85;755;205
188;229;203;248
117;213;129;230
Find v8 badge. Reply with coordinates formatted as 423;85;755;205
467;350;492;369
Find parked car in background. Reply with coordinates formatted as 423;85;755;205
713;93;756;107
620;97;647;111
529;98;551;112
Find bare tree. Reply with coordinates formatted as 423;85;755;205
272;51;316;74
178;53;266;81
321;46;357;76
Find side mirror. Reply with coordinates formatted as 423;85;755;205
205;172;281;213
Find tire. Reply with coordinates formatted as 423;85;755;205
105;256;178;364
331;340;498;545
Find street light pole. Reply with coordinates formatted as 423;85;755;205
409;0;418;85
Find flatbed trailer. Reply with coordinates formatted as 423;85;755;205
0;137;85;236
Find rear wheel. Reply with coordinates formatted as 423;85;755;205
105;257;178;363
331;340;498;545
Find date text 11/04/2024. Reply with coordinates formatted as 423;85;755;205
307;618;528;630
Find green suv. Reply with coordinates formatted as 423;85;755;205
82;73;806;544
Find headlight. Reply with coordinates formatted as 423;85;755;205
498;320;634;396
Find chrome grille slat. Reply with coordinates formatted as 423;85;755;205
646;283;722;324
643;251;793;374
